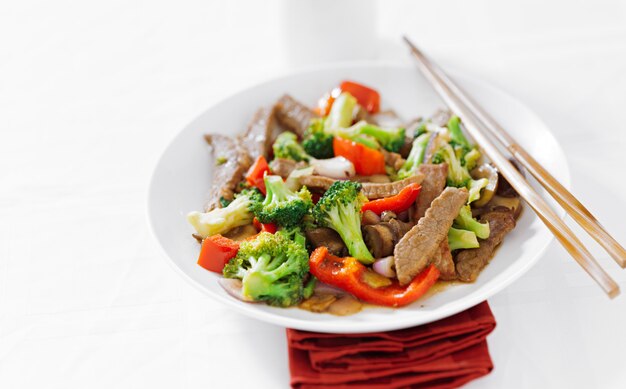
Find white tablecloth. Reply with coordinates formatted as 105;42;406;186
2;1;626;388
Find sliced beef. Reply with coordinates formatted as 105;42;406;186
363;219;413;258
431;240;456;280
353;174;391;184
455;210;516;282
274;95;320;138
362;175;424;199
411;164;448;222
269;158;305;179
299;175;336;193
381;149;405;171
305;227;348;257
299;174;424;199
239;106;277;161
203;134;252;211
394;187;468;285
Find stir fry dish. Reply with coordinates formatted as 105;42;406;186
187;81;522;315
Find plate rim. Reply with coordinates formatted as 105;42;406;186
146;60;571;333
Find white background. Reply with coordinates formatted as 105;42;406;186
2;1;626;388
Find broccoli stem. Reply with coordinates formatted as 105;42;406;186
397;133;431;180
302;277;317;299
187;194;256;238
448;227;479;251
326;92;357;130
331;203;374;264
448;116;470;148
454;205;490;239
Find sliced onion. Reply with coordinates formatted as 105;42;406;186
311;157;355;179
218;278;253;302
372;256;396;278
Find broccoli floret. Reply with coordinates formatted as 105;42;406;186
462;148;481;170
253;175;312;227
454;205;490;239
447;115;471;149
358;123;406;153
432;143;471;187
272;131;310;162
312;181;374;264
187;189;262;238
223;232;309;307
302;119;334;159
448;227;479;251
433;143;488;204
396;133;431;180
467;177;489;204
302;276;317;299
276;225;307;247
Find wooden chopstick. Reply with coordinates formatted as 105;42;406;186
402;36;620;298
405;44;626;270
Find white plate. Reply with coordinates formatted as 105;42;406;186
147;62;570;333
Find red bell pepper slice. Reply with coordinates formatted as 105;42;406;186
361;183;422;215
333;137;385;176
253;217;277;234
309;247;440;307
197;235;240;273
339;81;380;114
245;156;269;194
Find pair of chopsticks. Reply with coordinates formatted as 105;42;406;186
402;36;624;298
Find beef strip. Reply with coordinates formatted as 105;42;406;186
298;175;336;193
394;187;468;285
269;158;305;179
363;218;413;258
299;174;424;199
431;240;456;280
381;149;405;171
353;174;391;184
362;175;424;199
305;227;348;257
203;134;252;211
274;95;320;138
455;210;516;282
239;106;277;161
411;164;448;222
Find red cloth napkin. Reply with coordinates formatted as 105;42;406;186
287;301;495;389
